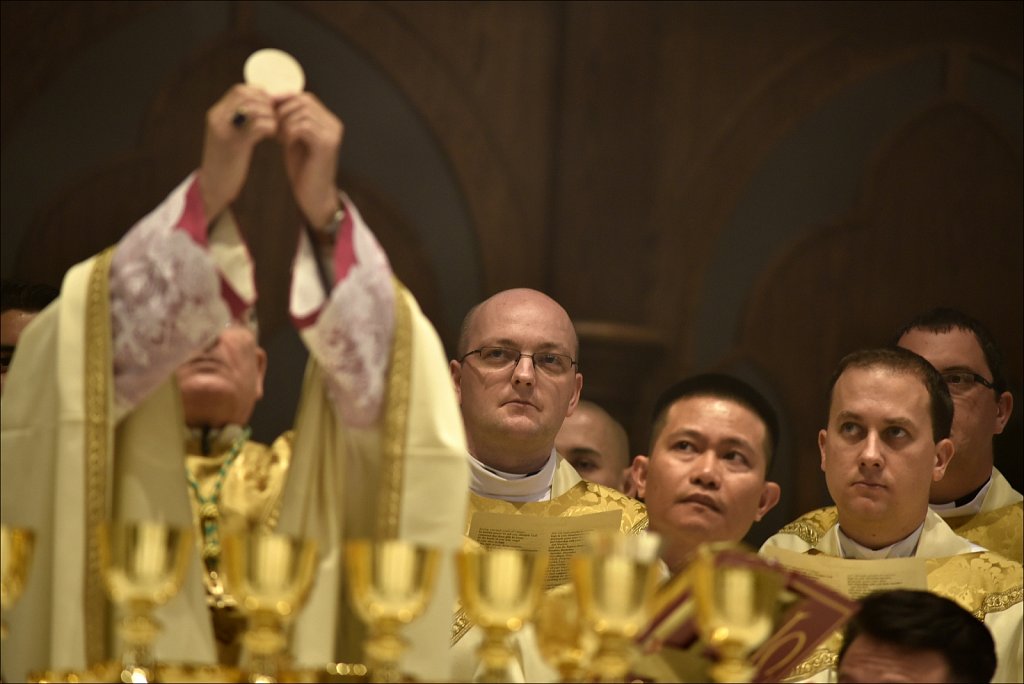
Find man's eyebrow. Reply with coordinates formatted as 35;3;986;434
563;446;602;458
487;338;571;353
940;364;986;375
835;409;914;428
718;436;757;453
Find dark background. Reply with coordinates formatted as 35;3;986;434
3;1;1020;546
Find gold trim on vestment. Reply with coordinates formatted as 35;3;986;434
450;606;472;647
466;481;649;531
84;247;115;664
377;279;412;540
925;551;1024;619
944;502;1024;564
776;506;837;547
784;644;838;680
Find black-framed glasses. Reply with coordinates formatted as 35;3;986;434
460;346;578;375
941;371;994;393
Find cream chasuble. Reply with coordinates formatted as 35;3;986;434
1;252;217;682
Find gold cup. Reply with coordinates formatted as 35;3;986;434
99;520;193;683
221;530;317;684
345;539;440;683
1;524;35;641
571;530;661;683
689;543;783;683
457;547;549;683
534;583;596;683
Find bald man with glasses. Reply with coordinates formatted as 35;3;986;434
448;288;647;681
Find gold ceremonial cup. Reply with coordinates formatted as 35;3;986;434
99;520;193;684
534;583;596;683
1;524;35;641
345;539;440;683
690;543;782;683
221;530;317;684
571;530;661;683
457;547;549;683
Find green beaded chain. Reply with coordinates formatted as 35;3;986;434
185;426;251;574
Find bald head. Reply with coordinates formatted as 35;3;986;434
451;288;583;473
556;401;631;491
458;288;579;359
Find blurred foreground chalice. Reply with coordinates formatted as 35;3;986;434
534;583;596;683
571;530;661;683
457;547;548;683
1;524;35;641
690;543;782;683
221;530;317;684
99;521;192;683
345;539;440;683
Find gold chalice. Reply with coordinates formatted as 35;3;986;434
689;543;782;683
571;530;661;683
221;530;317;684
1;524;35;641
345;539;440;683
534;583;596;683
99;520;193;684
457;547;549;683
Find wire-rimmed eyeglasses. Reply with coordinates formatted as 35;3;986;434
460;346;578;375
941;371;994;394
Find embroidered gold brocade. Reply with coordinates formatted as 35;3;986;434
466;480;649;534
945;502;1023;564
377;279;413;540
776;506;837;548
84;247;116;665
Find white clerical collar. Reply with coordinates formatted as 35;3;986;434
931;475;993;517
468;449;558;503
836;520;926;559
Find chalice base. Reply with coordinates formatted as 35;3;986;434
365;629;407;683
590;634;635;683
243;618;288;684
709;658;755;684
475;628;519;683
118;610;161;683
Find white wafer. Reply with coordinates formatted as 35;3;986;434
243;48;305;96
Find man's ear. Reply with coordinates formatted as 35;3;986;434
818;429;828;472
933;438;955;482
994;391;1013;434
449;359;462;403
565;371;583;417
755;481;781;521
631;455;650;499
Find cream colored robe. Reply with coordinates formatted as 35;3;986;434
1;180;468;682
760;508;1023;683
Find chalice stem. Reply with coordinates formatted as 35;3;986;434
709;654;755;684
118;603;160;683
243;612;287;683
365;621;407;683
591;634;634;683
476;627;516;683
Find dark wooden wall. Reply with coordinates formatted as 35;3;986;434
3;1;1020;544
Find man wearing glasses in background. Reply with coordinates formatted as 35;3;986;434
894;308;1020;563
447;288;646;681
